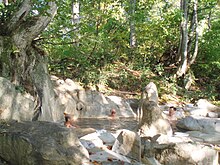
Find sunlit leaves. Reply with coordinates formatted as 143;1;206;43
32;0;219;98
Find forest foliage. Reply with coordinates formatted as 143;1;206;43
42;0;220;101
1;0;220;101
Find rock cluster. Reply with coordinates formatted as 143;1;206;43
175;100;220;145
0;77;219;164
0;120;90;165
137;82;219;164
0;119;218;165
0;76;136;122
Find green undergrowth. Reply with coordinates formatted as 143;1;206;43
49;60;219;103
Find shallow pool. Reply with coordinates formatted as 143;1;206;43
75;117;138;132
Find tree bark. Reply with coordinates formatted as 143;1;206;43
189;0;198;66
0;1;59;121
129;0;136;48
176;0;199;81
176;0;188;77
72;0;80;46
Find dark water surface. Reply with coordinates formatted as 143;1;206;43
75;117;138;132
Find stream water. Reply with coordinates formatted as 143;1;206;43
75;117;139;132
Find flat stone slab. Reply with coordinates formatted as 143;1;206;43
177;116;220;133
89;150;132;163
186;131;220;144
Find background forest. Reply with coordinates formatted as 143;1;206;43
2;0;220;102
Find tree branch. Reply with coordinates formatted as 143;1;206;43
12;2;57;49
28;2;57;39
6;0;32;32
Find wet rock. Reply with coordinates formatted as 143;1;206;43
186;131;220;144
176;116;220;133
125;98;139;113
0;120;89;165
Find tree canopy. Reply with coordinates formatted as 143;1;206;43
1;0;219;101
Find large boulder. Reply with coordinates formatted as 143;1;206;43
183;99;220;117
138;101;172;137
137;82;172;137
0;77;35;121
196;99;220;112
176;116;220;145
112;129;141;162
0;120;89;165
141;140;218;165
53;77;136;119
186;131;220;144
0;76;66;122
176;116;220;133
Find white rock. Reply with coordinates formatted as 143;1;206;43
196;99;217;109
112;129;141;162
80;132;104;149
185;107;208;116
107;96;137;117
0;77;35;121
145;82;159;104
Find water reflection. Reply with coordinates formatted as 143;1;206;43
75;117;138;132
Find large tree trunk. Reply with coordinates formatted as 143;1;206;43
0;1;61;121
176;0;199;76
189;0;198;66
176;0;200;89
